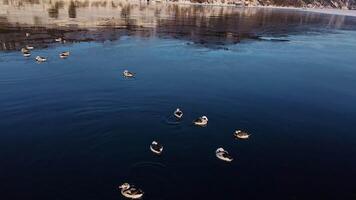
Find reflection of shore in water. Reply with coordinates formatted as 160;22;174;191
1;0;356;51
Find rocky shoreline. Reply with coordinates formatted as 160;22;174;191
166;0;356;10
168;1;356;17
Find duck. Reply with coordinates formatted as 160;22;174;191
215;147;233;162
25;45;34;50
233;130;250;139
173;108;183;119
123;70;135;78
25;33;30;37
23;52;31;57
193;116;208;126
35;56;47;62
59;51;70;59
150;141;163;155
55;37;63;42
119;183;144;199
21;47;30;53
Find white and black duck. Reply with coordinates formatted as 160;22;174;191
23;52;31;57
233;130;250;139
35;56;47;62
215;148;233;162
193;116;208;126
173;108;183;119
150;141;163;155
119;183;144;199
55;37;63;42
123;70;135;78
21;47;30;53
59;51;70;59
25;45;34;50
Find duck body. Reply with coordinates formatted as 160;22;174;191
216;148;233;162
150;141;163;155
193;116;208;126
21;47;30;53
59;51;70;59
234;130;250;139
35;56;47;62
55;37;63;42
173;108;183;119
123;70;135;78
25;45;34;50
119;183;144;199
23;52;31;57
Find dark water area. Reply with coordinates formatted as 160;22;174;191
1;1;356;200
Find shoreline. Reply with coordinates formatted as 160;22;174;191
303;8;356;17
256;6;356;17
165;1;356;17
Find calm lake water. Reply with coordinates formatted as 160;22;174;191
1;1;356;200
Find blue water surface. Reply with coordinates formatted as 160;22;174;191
1;20;356;200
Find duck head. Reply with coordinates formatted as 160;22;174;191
201;116;208;121
216;147;225;152
119;183;130;190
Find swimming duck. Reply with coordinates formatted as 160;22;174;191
150;141;163;155
59;51;70;59
173;108;183;119
119;183;144;199
233;130;250;139
25;45;34;50
23;52;31;57
215;148;233;162
123;70;135;78
21;47;30;53
55;37;63;42
193;116;208;126
35;56;47;62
